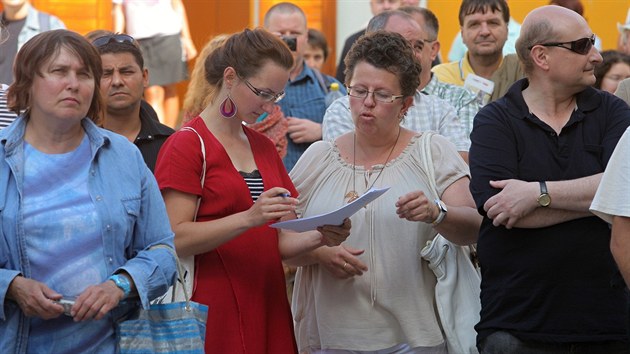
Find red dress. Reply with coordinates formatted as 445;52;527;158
155;117;298;353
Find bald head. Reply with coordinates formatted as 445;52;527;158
516;5;591;74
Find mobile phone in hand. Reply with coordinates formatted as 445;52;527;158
53;298;75;316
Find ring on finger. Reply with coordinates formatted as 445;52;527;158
343;262;348;269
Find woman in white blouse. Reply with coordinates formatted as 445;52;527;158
287;31;482;353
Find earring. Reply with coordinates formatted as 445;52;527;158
220;93;237;118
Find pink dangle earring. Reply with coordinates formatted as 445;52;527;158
220;93;237;119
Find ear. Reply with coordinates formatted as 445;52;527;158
530;46;550;71
142;68;149;89
430;41;441;61
400;96;414;118
223;66;237;89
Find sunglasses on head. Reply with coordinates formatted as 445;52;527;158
92;34;136;48
529;35;596;55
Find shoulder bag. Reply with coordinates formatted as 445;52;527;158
418;131;481;354
117;244;208;353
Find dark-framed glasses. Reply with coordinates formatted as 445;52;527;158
92;34;136;48
529;34;596;55
240;76;285;103
347;86;404;104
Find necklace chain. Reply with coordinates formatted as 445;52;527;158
345;128;401;203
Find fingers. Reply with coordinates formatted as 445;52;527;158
72;282;121;321
396;191;435;223
318;218;352;246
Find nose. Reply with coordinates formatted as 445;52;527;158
111;70;123;86
362;91;377;107
479;22;491;35
588;46;603;65
65;72;80;91
261;100;275;113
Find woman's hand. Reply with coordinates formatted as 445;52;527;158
395;190;438;223
7;276;64;319
71;280;123;322
245;187;297;227
316;244;367;279
317;217;352;246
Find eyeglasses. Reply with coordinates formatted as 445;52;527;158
92;34;136;48
347;86;404;103
529;35;596;55
240;76;285;103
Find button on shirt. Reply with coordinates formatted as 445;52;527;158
322;90;470;152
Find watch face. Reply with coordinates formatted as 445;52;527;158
538;194;551;207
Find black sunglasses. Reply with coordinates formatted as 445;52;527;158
529;35;596;55
92;34;136;48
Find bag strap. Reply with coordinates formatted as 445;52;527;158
419;131;438;199
38;12;50;32
312;68;330;94
180;127;206;221
149;244;194;309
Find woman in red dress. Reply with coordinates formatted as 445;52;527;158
154;28;350;353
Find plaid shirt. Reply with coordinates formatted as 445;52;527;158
322;90;470;151
423;74;480;140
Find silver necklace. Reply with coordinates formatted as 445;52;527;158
345;127;401;203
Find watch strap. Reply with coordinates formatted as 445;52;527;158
539;181;548;195
432;198;447;226
108;274;131;299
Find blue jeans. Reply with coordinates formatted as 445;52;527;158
479;331;630;354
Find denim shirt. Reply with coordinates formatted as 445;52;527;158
16;3;66;51
0;117;176;353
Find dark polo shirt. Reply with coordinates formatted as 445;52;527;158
469;79;630;344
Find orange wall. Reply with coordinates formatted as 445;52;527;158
429;0;630;61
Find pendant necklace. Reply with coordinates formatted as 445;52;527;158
345;127;401;203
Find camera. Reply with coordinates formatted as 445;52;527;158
281;36;297;51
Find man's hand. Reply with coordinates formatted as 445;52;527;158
287;117;322;144
7;276;64;319
484;179;539;229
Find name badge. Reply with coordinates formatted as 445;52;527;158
464;74;495;106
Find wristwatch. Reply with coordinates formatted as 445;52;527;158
537;181;551;207
432;198;448;225
108;274;132;299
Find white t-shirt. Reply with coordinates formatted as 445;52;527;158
591;126;630;222
113;0;182;39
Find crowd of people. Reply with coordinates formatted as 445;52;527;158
2;0;630;353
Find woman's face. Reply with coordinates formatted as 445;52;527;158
29;46;95;124
348;61;411;137
232;61;289;124
601;62;630;94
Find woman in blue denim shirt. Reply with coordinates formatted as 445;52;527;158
0;29;176;353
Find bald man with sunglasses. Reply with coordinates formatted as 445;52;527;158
469;5;630;352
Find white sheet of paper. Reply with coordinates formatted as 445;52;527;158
270;187;390;232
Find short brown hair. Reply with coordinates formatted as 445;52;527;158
8;29;103;123
344;31;421;97
204;28;293;89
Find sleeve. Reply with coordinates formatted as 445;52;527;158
614;79;630;105
154;130;205;197
469;104;518;215
429;134;470;197
602;94;630;165
591;126;630;223
437;99;471;152
289;141;333;213
322;96;353;141
119;160;177;308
